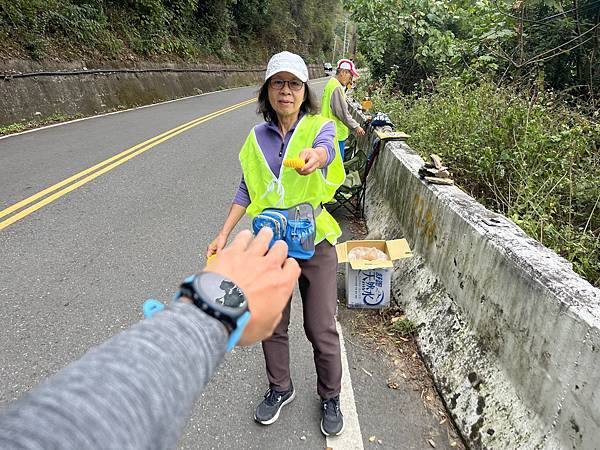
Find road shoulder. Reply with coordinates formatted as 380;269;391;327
334;209;465;449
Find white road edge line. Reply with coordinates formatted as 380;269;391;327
0;78;330;142
327;319;365;450
0;85;249;142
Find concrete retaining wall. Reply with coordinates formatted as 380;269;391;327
0;59;323;127
349;101;600;449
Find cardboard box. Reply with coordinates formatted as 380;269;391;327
336;239;413;308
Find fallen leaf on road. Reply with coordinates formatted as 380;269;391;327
369;436;376;442
377;440;383;445
450;442;458;447
361;367;373;377
428;439;437;448
387;381;400;389
439;419;447;425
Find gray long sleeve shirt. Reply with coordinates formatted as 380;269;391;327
330;87;360;132
0;302;227;450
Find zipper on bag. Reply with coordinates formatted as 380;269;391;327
255;215;281;240
264;210;287;234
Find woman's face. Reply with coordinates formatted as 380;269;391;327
267;71;305;121
339;69;352;86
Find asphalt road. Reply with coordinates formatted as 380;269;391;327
0;79;457;449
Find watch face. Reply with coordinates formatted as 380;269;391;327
194;272;247;312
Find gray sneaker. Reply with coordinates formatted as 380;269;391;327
320;395;344;436
254;384;295;425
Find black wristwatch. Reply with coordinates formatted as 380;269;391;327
175;272;250;351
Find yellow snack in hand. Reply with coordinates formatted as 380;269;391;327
283;157;305;169
207;254;216;265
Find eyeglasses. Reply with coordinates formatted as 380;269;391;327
269;78;304;91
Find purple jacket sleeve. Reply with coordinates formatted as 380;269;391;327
233;175;250;207
312;121;336;167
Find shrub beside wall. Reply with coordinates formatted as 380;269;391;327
358;75;600;287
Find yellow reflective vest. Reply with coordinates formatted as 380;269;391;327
239;114;345;245
321;77;349;141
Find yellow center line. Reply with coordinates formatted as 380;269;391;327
0;98;255;231
0;98;254;221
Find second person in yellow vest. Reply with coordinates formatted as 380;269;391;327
321;58;366;160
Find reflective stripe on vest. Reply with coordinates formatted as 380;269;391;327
321;77;350;141
239;114;345;245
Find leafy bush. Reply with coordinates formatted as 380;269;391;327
358;74;600;287
0;0;342;62
346;0;599;104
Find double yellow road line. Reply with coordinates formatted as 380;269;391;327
0;98;255;231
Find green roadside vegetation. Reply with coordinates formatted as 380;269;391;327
347;0;599;287
0;113;83;135
388;315;417;337
0;0;342;63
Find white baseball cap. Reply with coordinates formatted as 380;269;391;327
265;51;309;82
337;59;360;78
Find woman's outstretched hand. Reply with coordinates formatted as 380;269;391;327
297;147;327;175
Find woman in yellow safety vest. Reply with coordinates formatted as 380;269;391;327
206;51;346;436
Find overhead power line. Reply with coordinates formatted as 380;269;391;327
1;66;266;80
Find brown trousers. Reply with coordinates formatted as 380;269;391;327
261;241;342;399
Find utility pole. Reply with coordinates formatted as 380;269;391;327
342;15;348;57
350;22;357;60
332;35;337;64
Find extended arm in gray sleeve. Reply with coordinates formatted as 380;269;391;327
0;302;228;450
330;87;361;131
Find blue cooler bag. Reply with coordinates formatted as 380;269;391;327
252;203;318;259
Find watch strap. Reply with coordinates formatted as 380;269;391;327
226;311;251;351
143;299;165;318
